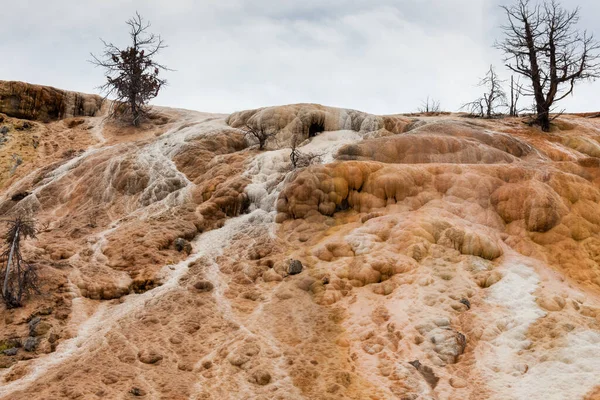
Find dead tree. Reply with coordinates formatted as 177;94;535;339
418;96;441;113
243;124;274;150
289;135;323;169
509;75;524;117
91;12;169;126
496;0;600;131
462;65;507;118
461;98;485;118
1;217;38;308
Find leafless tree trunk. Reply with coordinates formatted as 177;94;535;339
243;124;274;150
2;226;19;299
461;65;507;118
496;0;600;131
418;96;441;113
1;217;38;308
289;135;323;169
90;12;169;126
509;75;524;117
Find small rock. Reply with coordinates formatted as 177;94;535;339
28;316;41;328
2;348;18;356
29;318;52;337
459;298;471;310
193;280;214;292
288;259;303;275
429;328;466;364
299;233;311;242
23;337;38;352
228;353;250;366
138;349;163;364
409;360;439;388
174;238;192;255
10;191;30;202
0;126;8;135
250;370;272;386
130;387;146;396
450;376;468;388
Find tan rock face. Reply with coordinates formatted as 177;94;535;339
1;92;600;399
0;81;104;121
226;103;410;147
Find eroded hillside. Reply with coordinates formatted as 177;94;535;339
1;81;600;399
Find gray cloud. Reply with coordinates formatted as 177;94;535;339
1;0;598;114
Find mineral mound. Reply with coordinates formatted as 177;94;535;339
0;81;600;399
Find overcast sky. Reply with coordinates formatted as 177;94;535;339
2;0;599;114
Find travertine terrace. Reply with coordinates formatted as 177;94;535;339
1;81;600;399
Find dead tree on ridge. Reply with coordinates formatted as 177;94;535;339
496;0;600;131
91;12;169;126
418;96;441;114
461;65;507;118
0;217;38;308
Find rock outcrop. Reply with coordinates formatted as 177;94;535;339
0;80;103;121
226;103;410;146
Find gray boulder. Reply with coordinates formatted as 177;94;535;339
23;337;38;352
288;260;303;275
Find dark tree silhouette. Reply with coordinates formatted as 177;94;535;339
1;217;38;308
243;124;275;150
418;96;441;113
289;135;323;169
496;0;600;131
91;12;169;126
462;65;507;118
509;75;524;117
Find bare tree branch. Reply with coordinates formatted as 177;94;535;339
461;65;507;118
90;12;170;126
289;136;324;169
495;0;600;131
243;124;275;150
1;216;38;308
417;96;442;114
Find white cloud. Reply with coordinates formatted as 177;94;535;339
1;0;598;114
